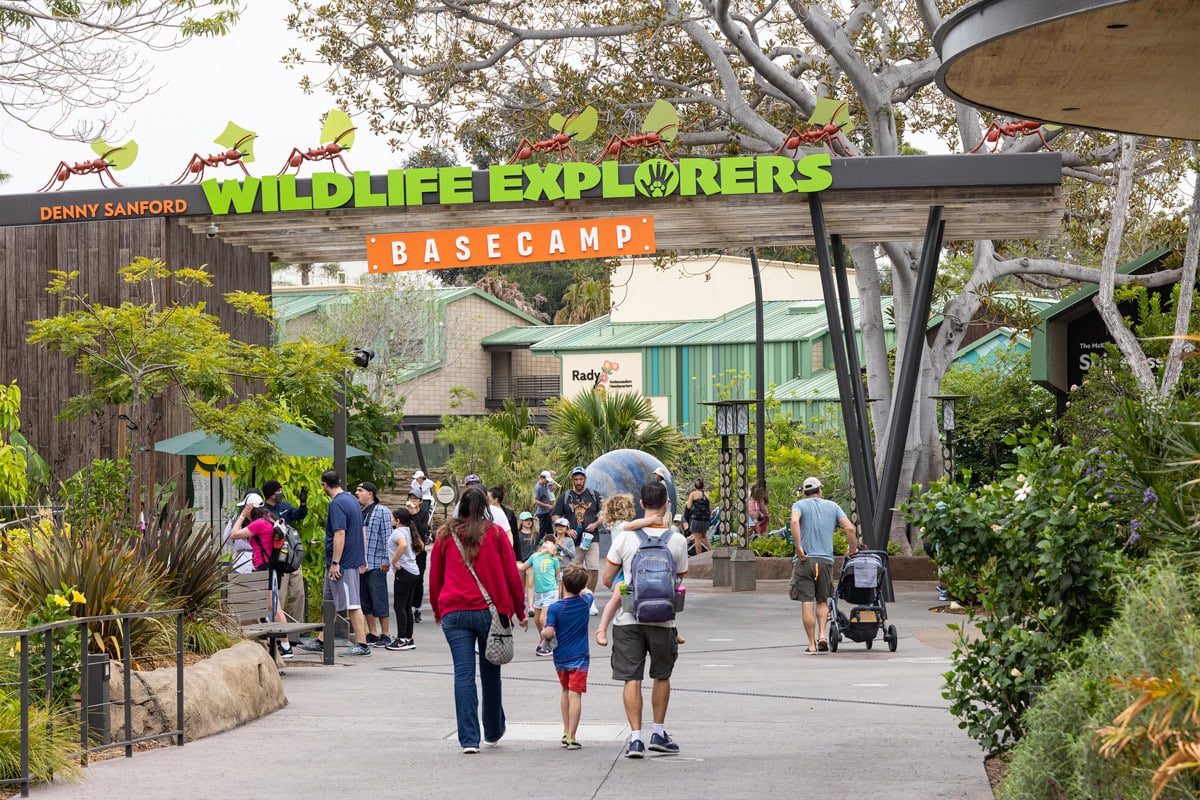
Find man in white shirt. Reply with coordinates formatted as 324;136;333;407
602;480;688;759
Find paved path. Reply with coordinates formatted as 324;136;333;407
34;580;989;799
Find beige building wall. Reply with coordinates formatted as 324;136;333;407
609;254;854;324
396;293;542;416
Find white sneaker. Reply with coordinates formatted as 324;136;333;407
589;604;599;616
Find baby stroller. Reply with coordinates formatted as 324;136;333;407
827;550;897;652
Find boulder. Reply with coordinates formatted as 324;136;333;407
109;641;285;743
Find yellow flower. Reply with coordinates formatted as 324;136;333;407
51;594;69;608
71;590;86;604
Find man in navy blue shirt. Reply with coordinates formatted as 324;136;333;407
542;563;594;749
299;470;371;657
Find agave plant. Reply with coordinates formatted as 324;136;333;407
548;390;681;468
139;508;235;631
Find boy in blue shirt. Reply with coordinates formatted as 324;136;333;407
542;563;593;750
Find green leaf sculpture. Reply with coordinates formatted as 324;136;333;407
642;99;679;141
549;105;598;141
214;121;257;164
809;97;854;134
320;109;356;149
91;138;138;170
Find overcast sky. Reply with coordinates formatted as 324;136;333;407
0;1;403;194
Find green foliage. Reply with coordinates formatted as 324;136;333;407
0;521;169;660
0;693;79;785
182;620;237;656
307;384;402;489
939;345;1056;485
16;586;88;706
139;509;229;623
60;458;134;529
489;400;538;464
905;429;1134;754
998;560;1200;800
0;382;29;507
749;535;792;558
548;390;681;469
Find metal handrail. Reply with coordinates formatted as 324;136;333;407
0;608;185;798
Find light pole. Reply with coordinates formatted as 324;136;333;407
334;347;375;480
930;393;967;482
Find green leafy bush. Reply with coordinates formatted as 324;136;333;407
997;560;1200;799
750;535;792;557
59;458;135;530
906;429;1132;754
139;509;230;624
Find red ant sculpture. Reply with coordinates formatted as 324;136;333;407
38;139;138;192
278;109;356;175
507;105;597;164
967;120;1058;153
172;123;257;184
594;100;678;163
774;98;855;158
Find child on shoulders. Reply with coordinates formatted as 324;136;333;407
542;563;593;750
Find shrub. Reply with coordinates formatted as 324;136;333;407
749;535;792;558
139;509;228;621
906;429;1133;754
997;560;1200;799
0;692;79;785
59;458;135;531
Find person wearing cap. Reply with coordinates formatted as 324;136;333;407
552;467;604;603
230;492;294;658
451;474;484;517
356;481;394;648
225;492;266;574
533;470;558;540
261;479;310;648
552;517;577;567
790;477;858;655
515;511;538;613
412;469;435;537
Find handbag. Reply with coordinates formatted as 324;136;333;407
451;530;515;666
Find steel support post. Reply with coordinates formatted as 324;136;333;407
871;207;946;554
749;250;767;483
808;194;873;531
832;234;878;521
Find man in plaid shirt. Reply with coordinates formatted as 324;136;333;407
356;481;395;648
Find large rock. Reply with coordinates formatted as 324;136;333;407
109;641;285;743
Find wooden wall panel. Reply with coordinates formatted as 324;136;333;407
0;218;271;488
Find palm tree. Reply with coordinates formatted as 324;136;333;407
548;390;680;467
554;274;610;324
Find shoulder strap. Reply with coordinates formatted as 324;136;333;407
451;531;498;612
634;528;650;546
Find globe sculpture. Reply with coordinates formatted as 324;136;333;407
584;448;678;527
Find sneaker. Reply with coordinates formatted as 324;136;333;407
589;604;599;616
341;643;372;657
649;731;679;754
373;635;393;648
561;732;569;747
413;610;423;623
535;643;553;657
624;739;645;759
278;644;294;659
298;639;325;653
386;638;415;651
462;746;479;754
365;633;379;644
565;739;582;750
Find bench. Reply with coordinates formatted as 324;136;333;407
224;571;323;660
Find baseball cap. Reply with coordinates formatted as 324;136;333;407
241;492;264;508
539;470;555;481
358;481;378;496
673;513;683;522
554;517;571;527
518;511;534;521
464;474;481;485
802;476;823;492
653;466;668;479
570;466;586;477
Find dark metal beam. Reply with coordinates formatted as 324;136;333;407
749;249;767;483
807;194;872;530
832;234;878;523
872;207;946;554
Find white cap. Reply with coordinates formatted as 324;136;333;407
653;466;669;479
554;517;571;527
539;470;554;481
242;492;264;508
673;513;683;522
802;476;823;492
413;470;425;479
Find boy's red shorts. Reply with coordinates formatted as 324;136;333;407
557;668;588;692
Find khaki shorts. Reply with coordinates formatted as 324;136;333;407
790;558;834;603
611;624;678;681
574;537;600;570
323;569;362;611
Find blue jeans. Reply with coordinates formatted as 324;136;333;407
441;609;506;748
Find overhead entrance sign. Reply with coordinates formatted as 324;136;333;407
366;216;655;272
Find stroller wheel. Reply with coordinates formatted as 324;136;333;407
865;638;873;650
886;624;898;652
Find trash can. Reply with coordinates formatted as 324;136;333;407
85;653;111;744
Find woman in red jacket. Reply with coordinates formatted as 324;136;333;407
430;486;528;753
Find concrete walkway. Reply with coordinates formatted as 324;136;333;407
34;580;989;799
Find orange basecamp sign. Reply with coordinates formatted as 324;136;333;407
366;215;655;272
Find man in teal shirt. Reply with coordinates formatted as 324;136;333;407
790;476;858;654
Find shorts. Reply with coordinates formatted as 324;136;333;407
574;538;600;570
533;590;558;609
557;668;588;693
790;558;834;603
322;568;362;612
360;568;389;617
611;624;678;682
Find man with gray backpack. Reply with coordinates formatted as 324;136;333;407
602;480;688;759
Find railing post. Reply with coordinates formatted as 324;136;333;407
19;633;30;798
43;628;53;709
78;622;88;765
123;620;132;758
175;612;184;747
322;599;335;666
